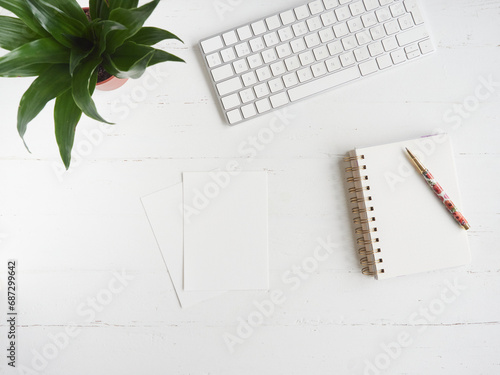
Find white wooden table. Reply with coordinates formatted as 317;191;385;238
1;0;499;374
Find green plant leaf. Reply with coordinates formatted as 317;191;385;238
89;0;110;20
104;41;154;79
54;89;82;169
0;0;49;37
17;64;72;143
0;38;70;76
127;27;183;45
148;49;185;66
72;54;112;124
0;64;52;78
0;16;40;51
108;0;139;11
70;47;94;75
92;20;126;55
45;0;89;26
106;0;160;53
25;0;87;48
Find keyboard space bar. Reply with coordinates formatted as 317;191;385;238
288;66;361;102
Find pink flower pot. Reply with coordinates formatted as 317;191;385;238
96;75;128;91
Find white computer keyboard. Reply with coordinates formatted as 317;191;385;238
200;0;434;125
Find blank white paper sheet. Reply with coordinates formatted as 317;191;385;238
183;171;269;291
141;184;223;308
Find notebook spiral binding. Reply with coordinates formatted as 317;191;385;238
344;154;385;277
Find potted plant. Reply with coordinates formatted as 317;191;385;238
0;0;183;168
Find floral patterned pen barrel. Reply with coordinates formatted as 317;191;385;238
406;148;470;230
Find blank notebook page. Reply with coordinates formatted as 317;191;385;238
352;135;470;280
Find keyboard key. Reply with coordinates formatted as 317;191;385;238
256;66;272;81
247;53;264;68
390;3;405;17
307;17;323;31
242;71;258;86
241;103;257;118
368;41;384;56
328;41;343;55
319;28;335;43
270;92;290;108
206;53;222;68
270;61;286;76
221;93;240;109
321;11;337;26
370;25;386;40
227;109;242;124
292;22;309;37
221;47;236;62
278;27;294;42
288;66;360;101
347;17;363;32
312;62;328;77
379;0;393;5
419;39;434;54
359;59;378;75
299;51;315;66
325;56;341;71
376;8;391;22
251;20;267;35
249;37;265;52
276;43;292;58
363;0;379;11
382;36;398;51
342;35;358;50
212;64;233;82
280;10;296;25
217;77;242;96
237;25;253;40
356;30;372;45
323;0;339;9
254;82;270;97
313;45;329;60
353;46;370;61
201;36;223;53
362;12;377;27
233;59;249;73
333;23;349;38
266;15;281;30
256;98;272;113
264;32;280;47
240;88;256;103
309;0;325;14
235;42;251;57
294;5;310;20
285;56;301;70
305;33;321;48
396;25;429;46
398;14;414;30
384;20;400;35
290;38;307;53
262;48;278;63
283;72;299;87
349;1;365;16
297;67;313;82
340;51;355;66
268;77;284;92
390;49;406;64
335;6;351;21
376;54;392;69
222;31;238;46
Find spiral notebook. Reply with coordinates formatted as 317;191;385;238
344;134;471;280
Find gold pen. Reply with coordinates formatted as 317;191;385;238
406;148;470;230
